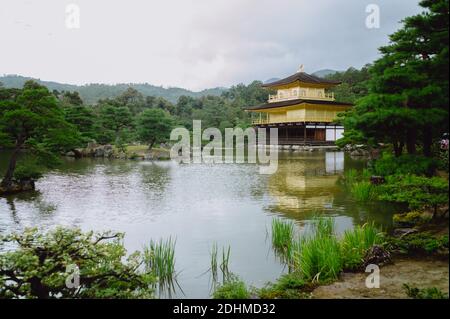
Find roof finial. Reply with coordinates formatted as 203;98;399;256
297;64;304;73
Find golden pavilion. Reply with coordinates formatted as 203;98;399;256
247;66;353;145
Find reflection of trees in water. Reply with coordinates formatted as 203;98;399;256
139;162;171;197
2;191;57;225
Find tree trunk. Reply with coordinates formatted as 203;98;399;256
0;143;21;187
393;139;404;157
148;139;156;151
406;128;417;155
422;125;433;157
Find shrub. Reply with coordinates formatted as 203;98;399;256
392;211;432;228
212;276;250;299
379;175;448;217
0;228;155;299
258;272;310;299
404;284;449;299
387;233;449;255
373;153;437;176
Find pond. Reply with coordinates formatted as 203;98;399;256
0;151;397;298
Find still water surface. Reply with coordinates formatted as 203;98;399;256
0;151;396;298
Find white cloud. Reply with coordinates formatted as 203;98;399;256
0;0;421;90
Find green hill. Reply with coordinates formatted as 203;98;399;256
0;75;226;104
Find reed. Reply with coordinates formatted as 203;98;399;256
209;243;232;284
341;223;383;270
350;181;379;201
271;218;295;264
144;237;176;290
292;217;342;282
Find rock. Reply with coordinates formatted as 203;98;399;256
0;180;35;195
370;176;386;185
363;245;391;268
393;228;419;238
65;151;76;157
103;145;114;158
94;147;104;157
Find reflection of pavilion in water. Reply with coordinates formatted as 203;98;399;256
267;152;345;217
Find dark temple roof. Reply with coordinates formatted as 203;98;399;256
246;99;353;111
262;72;341;87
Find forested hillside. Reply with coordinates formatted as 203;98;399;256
0;75;225;104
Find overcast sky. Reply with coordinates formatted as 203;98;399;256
0;0;421;91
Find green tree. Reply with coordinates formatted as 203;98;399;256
0;228;155;299
137;109;173;150
0;81;81;191
340;0;449;157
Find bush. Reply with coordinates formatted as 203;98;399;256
392;211;432;228
258;272;310;299
212;276;250;299
404;284;449;299
387;233;449;255
373;153;437;176
0;228;155;299
379;175;448;217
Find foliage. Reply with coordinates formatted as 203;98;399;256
341;223;384;270
403;284;449;299
136;108;173;150
0;228;155;299
0;81;81;187
386;233;448;255
325;65;371;103
212;275;250;299
379;175;448;215
13;161;43;181
373;152;437;176
392;211;432;228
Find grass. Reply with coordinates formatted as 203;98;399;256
270;216;385;284
341;223;384;270
212;275;250;299
271;218;295;264
292;218;342;282
143;237;177;292
350;181;379;201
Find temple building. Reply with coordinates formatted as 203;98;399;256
247;67;353;146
